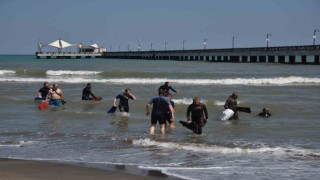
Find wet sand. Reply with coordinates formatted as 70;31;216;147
0;158;177;180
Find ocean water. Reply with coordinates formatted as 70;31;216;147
0;55;320;180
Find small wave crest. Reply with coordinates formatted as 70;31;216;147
0;70;15;75
0;140;38;148
173;98;207;105
46;70;101;76
0;76;319;86
132;138;320;158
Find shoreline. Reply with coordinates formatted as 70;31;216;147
0;158;180;180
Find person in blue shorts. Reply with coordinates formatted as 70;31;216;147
146;90;174;135
113;88;136;113
46;83;64;107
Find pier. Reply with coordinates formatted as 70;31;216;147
102;45;320;64
36;52;102;59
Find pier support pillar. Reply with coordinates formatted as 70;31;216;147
268;56;275;63
315;55;319;64
211;56;215;62
278;56;285;63
250;56;257;63
301;55;307;64
223;56;228;62
259;56;266;63
230;56;239;62
289;55;296;64
241;56;248;62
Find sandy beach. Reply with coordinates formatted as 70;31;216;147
0;158;174;180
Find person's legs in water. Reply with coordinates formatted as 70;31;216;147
150;124;156;135
159;113;167;134
119;106;129;113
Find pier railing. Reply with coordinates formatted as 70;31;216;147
102;45;320;64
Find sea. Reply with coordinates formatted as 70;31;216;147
0;55;320;180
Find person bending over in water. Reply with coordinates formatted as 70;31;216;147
113;88;136;113
146;90;174;135
185;97;208;135
224;92;239;120
158;81;177;96
258;107;272;117
36;82;50;100
46;83;65;107
82;83;96;100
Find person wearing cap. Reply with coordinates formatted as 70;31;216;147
158;82;177;96
146;89;174;135
258;107;272;117
113;88;136;113
224;92;239;120
82;83;96;100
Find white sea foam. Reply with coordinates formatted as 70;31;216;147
46;70;101;76
0;76;319;86
173;98;207;105
0;140;38;148
132;138;320;157
173;98;193;105
0;70;15;75
213;100;225;106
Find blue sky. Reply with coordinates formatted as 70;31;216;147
0;0;319;54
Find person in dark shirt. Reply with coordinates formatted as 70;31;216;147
258;107;272;117
224;92;239;120
82;83;96;100
166;93;175;129
184;97;208;135
36;82;50;100
158;82;177;96
113;88;136;113
146;90;174;135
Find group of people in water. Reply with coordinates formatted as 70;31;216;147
36;81;271;135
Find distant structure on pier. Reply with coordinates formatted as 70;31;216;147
36;39;106;59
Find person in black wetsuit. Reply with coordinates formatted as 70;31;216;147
146;90;174;135
158;82;177;96
36;82;50;100
258;107;272;117
182;97;208;135
82;83;96;100
113;88;136;113
224;92;239;120
166;93;175;129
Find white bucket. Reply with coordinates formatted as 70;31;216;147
220;109;234;121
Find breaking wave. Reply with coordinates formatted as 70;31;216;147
46;70;101;76
0;75;319;86
173;98;207;105
132;138;320;158
0;70;15;75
